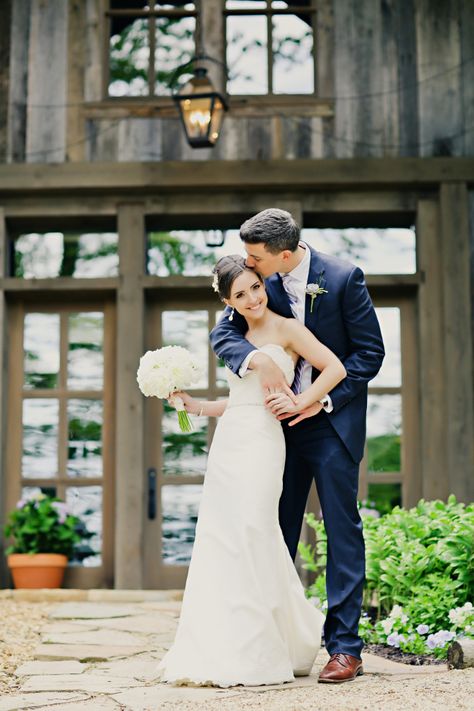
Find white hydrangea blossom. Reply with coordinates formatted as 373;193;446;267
449;602;473;628
389;605;408;624
137;346;201;399
381;617;394;635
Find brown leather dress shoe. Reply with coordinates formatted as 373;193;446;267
318;653;363;683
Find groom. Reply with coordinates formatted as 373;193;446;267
210;208;384;683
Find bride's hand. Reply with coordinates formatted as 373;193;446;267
168;391;200;415
264;392;300;417
252;354;297;403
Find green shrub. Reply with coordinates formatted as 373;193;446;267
299;496;474;657
3;492;96;561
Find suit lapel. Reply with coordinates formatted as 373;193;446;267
304;247;326;328
266;273;293;318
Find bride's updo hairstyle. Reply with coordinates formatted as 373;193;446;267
212;255;263;300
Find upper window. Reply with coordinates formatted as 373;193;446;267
10;230;119;278
225;1;316;95
107;1;197;97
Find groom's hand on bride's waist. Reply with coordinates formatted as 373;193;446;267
250;353;297;403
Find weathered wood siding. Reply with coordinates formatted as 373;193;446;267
2;0;474;163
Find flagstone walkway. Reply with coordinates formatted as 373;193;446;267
1;590;473;711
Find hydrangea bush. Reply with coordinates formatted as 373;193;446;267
299;496;474;659
3;492;95;561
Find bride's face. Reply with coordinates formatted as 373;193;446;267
225;269;267;319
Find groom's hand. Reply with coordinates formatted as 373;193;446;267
278;401;324;426
250;353;297;402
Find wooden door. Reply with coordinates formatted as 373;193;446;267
4;300;115;588
144;293;226;589
358;295;420;511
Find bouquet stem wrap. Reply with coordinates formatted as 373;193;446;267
169;394;193;433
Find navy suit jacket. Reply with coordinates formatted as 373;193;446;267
209;245;385;463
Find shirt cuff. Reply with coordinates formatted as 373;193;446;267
238;350;259;377
320;394;334;413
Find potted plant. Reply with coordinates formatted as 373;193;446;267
3;492;96;588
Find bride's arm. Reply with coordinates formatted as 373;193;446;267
170;391;228;418
266;321;346;417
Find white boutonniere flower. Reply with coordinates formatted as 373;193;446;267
305;283;328;313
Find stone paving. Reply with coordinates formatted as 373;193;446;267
0;591;469;711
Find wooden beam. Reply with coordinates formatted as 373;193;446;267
439;184;474;502
0;208;8;585
1;278;120;292
114;203;145;588
417;198;447;500
400;298;421;506
25;0;68;163
66;0;86;162
0;158;473;195
0;189;419;219
0;0;11;162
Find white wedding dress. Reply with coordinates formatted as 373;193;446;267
158;344;324;687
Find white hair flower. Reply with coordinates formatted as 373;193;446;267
212;272;219;293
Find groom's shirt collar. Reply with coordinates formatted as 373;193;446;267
279;241;311;285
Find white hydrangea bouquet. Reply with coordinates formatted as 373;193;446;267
136;346;201;432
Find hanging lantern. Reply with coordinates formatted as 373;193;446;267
173;66;228;149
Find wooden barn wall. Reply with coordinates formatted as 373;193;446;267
2;0;474;163
470;189;474;403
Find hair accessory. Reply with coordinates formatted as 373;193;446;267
228;308;234;321
212;272;219;293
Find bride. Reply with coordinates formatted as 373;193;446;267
158;255;346;687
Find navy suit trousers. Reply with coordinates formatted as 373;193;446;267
279;414;365;659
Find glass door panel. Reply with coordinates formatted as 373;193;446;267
145;297;225;588
5;303;114;587
359;298;417;514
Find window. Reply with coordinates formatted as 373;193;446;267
225;1;316;95
147;227;245;276
301;226;417;274
107;1;197;97
10;230;119;278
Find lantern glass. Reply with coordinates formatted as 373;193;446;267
174;69;227;148
181;96;213;141
209;98;225;144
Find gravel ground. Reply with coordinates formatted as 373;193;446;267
0;600;53;696
159;670;474;711
1;600;474;711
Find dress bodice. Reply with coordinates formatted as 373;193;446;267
225;344;295;408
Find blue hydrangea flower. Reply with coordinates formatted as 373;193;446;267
416;624;429;635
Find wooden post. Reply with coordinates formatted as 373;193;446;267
417;198;448;501
199;0;225;94
66;0;86;161
439;183;474;503
0;208;9;585
115;203;146;588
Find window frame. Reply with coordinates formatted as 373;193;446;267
224;0;318;97
104;0;199;100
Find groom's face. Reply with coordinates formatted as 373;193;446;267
244;242;289;278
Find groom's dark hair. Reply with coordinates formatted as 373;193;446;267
240;208;300;254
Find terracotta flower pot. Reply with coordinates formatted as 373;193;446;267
7;553;68;589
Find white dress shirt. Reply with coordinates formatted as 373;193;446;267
239;243;333;412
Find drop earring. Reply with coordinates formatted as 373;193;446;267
228;308;234;321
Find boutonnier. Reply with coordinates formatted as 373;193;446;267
305;283;328;313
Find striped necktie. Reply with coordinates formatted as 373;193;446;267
291;357;304;394
281;274;304;394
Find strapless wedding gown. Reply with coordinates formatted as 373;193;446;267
158;344;324;687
